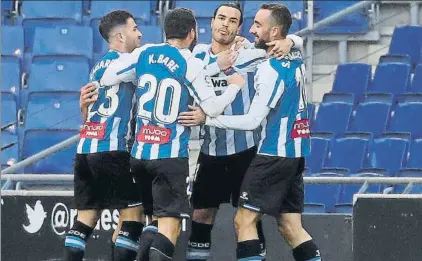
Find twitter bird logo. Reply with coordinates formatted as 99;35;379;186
23;200;47;233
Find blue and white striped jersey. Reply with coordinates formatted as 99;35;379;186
100;44;240;160
256;53;310;158
192;44;266;156
77;50;136;154
205;50;311;158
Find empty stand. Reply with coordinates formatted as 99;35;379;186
1;25;24;57
304;173;342;213
1;132;19;169
366;63;411;97
312;96;353;136
1;56;20;96
21;1;83;22
404;139;422;169
409;64;422;94
388;96;422;138
22;129;78;173
1;93;17;133
89;1;152;24
331;63;371;101
389;26;422;69
32;26;93;59
394;169;422;193
305;137;330;174
28;57;89;93
24;92;81;130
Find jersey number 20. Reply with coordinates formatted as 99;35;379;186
137;74;182;124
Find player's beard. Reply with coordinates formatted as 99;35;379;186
213;29;237;45
253;33;270;51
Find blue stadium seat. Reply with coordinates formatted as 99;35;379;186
25;92;81;130
138;25;163;44
21;1;83;21
323;136;369;174
1;93;17;134
331;63;371;101
32;26;93;59
409;64;422;94
312;99;353;136
89;1;151;24
388;96;422;138
334;205;353;214
378;54;412;65
313;1;370;34
22;129;78;174
305;173;342;213
361;134;409;175
389;26;422;70
1;0;14;24
1;56;20;96
405;139;422;169
305;137;330;174
366;63;411;97
28;57;89;93
23;20;78;53
394;169;422;193
241;1;304;40
348;100;391;137
1;25;24;58
304;204;326;214
1;132;19;169
337;174;383;205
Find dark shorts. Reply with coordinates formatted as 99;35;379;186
74;151;142;210
191;146;257;209
238;155;305;217
131;157;191;219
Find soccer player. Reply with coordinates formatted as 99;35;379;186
202;4;322;261
100;8;247;261
177;3;303;261
65;11;145;261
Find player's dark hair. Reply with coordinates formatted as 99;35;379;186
99;10;134;42
260;3;292;37
164;8;197;40
213;2;243;25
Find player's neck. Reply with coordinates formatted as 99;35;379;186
167;39;190;49
108;43;128;53
210;41;231;55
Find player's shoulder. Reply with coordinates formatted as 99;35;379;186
192;43;210;57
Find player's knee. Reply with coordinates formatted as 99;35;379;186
234;208;259;230
77;210;100;227
119;206;143;222
192;208;218;224
278;219;303;241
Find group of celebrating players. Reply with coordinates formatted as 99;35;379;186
64;2;321;261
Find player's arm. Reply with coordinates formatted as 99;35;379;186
204;62;284;130
79;82;98;122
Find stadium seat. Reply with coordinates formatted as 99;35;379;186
378;54;412;65
361;134;409;175
394;169;422;193
25;92;81;130
138;25;163;44
409;64;422;94
1;56;20;96
322;135;370;174
304;173;342;213
313;0;370;34
312;98;353;136
1;132;19;169
1;0;15;24
89;1;151;24
334;205;353;214
304;204;326;214
32;26;93;59
22;129;78;174
388;96;422;138
337;173;383;205
331;63;371;101
1;93;17;134
366;63;411;97
1;25;24;58
305;137;330;174
241;1;304;40
389;26;422;69
21;1;83;22
28;57;89;93
348;99;392;137
404;139;422;169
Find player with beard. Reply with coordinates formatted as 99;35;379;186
201;4;322;261
66;11;145;261
100;8;249;261
177;3;303;261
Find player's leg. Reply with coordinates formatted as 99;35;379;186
228;147;267;259
64;154;100;261
188;153;229;261
277;158;322;261
234;155;295;261
148;158;191;261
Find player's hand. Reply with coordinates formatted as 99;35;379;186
228;73;245;89
79;82;98;109
266;38;294;60
178;105;206;127
232;35;247;50
217;49;239;71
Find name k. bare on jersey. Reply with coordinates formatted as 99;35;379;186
77;50;135;154
193;44;266;156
